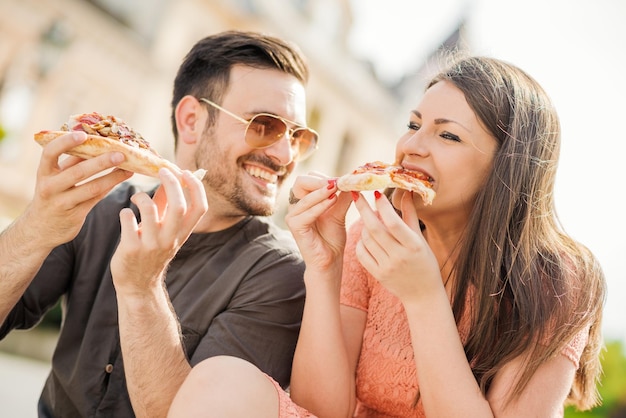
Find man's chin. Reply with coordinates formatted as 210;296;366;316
237;179;280;214
248;206;275;217
238;197;276;217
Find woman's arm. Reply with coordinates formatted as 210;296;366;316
403;294;494;416
289;269;366;417
488;350;577;417
404;294;576;417
286;176;360;417
354;191;577;417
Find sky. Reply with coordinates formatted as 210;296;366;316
348;0;626;343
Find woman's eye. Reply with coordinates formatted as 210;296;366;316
441;132;461;142
407;122;420;131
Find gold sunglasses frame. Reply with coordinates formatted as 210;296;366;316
198;98;318;160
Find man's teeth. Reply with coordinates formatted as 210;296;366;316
247;166;278;183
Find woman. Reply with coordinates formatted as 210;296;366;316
167;56;606;417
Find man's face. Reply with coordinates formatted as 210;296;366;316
195;65;308;217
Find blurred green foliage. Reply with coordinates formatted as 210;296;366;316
565;340;626;418
0;123;6;142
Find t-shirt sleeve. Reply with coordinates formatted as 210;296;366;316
187;251;305;389
340;220;370;312
1;183;136;336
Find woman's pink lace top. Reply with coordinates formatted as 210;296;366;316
276;220;588;418
336;220;587;418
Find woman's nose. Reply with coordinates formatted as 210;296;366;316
401;130;430;156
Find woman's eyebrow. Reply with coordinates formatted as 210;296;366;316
434;118;471;132
411;110;471;132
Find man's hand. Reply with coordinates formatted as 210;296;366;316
25;131;132;250
110;168;208;296
0;131;131;323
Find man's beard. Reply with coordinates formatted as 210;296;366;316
222;175;276;217
195;146;281;217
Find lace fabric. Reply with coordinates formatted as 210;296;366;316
273;219;586;417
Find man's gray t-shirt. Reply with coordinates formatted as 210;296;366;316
1;182;305;417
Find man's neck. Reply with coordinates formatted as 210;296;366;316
192;211;249;233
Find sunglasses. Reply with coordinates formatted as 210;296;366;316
198;98;319;160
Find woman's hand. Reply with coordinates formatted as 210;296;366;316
110;169;208;296
284;174;352;273
352;190;442;303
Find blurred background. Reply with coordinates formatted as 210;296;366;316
0;0;624;416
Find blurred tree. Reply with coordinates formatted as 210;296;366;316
565;340;626;417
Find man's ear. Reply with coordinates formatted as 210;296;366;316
175;95;205;145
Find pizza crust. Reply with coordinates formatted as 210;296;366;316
389;175;436;205
336;172;393;191
34;130;183;179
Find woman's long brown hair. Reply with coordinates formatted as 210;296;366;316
430;56;606;410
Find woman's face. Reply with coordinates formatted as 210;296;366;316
393;80;498;220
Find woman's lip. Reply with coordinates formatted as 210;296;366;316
401;163;434;183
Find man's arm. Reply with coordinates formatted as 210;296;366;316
116;279;191;418
112;169;208;418
0;214;56;323
0;132;131;324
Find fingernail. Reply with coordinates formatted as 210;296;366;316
73;131;86;141
111;152;125;164
160;168;176;178
374;190;382;200
327;179;337;190
351;191;359;202
328;193;336;200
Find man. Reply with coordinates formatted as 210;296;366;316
0;30;315;417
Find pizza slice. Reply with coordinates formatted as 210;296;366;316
337;161;435;205
34;112;192;179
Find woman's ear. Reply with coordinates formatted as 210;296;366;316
175;95;205;145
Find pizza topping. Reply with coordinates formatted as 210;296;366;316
348;161;432;182
337;161;435;205
61;112;157;155
390;168;433;187
347;161;433;186
34;112;190;180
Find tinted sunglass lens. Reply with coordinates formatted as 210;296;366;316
247;115;287;147
291;130;310;156
246;114;318;159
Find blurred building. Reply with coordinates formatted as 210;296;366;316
0;0;402;227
